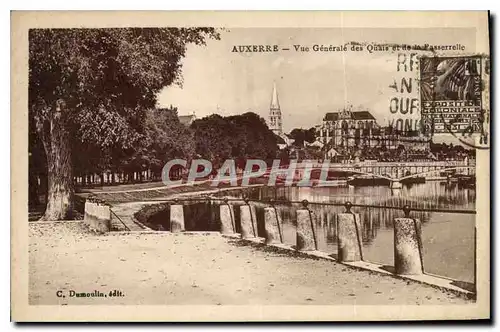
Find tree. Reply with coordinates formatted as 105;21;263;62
29;116;47;207
191;112;278;169
227;112;278;162
288;127;316;147
191;114;234;169
29;28;219;220
141;107;195;177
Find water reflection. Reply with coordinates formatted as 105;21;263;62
212;182;475;283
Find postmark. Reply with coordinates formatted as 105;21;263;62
419;55;490;149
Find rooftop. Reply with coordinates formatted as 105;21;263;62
324;110;376;121
178;114;196;126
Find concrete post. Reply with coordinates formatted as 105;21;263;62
84;201;91;225
219;204;235;234
94;204;111;233
250;204;257;234
88;202;97;229
390;181;403;189
394;218;423;275
88;202;95;230
264;207;281;244
87;203;110;233
239;204;257;239
390;188;402;197
101;204;111;219
170;204;185;233
337;213;363;262
296;209;316;251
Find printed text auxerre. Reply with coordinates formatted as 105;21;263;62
232;45;280;52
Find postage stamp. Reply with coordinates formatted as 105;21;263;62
419;55;490;146
11;11;490;322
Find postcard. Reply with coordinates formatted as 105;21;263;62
11;10;490;321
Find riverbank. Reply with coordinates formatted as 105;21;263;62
29;222;472;305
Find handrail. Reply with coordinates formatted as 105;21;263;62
109;209;131;231
108;196;476;215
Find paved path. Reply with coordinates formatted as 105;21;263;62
98;183;263;231
109;203;148;231
80;182;217;231
29;222;472;306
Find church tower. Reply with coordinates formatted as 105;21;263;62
268;82;282;136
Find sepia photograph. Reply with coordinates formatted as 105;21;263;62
11;10;490;322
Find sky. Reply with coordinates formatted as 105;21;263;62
157;27;476;135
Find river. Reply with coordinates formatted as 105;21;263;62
215;181;476;285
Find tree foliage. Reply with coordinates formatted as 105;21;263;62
30;28;218;151
191;112;278;169
288;127;316;147
140;107;195;174
28;28;219;219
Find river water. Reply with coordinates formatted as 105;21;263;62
216;181;476;284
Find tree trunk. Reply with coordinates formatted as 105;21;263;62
37;101;74;220
28;173;40;207
41;173;48;204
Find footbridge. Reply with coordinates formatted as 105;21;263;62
294;160;475;183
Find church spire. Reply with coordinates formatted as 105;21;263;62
270;81;280;110
268;81;283;136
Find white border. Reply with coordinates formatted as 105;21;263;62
4;3;498;331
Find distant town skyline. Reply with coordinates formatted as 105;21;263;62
157;27;476;135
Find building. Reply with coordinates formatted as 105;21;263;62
267;82;294;149
268;82;283;136
307;140;325;149
325;147;339;159
315;106;430;157
316;107;378;148
178;113;196;126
